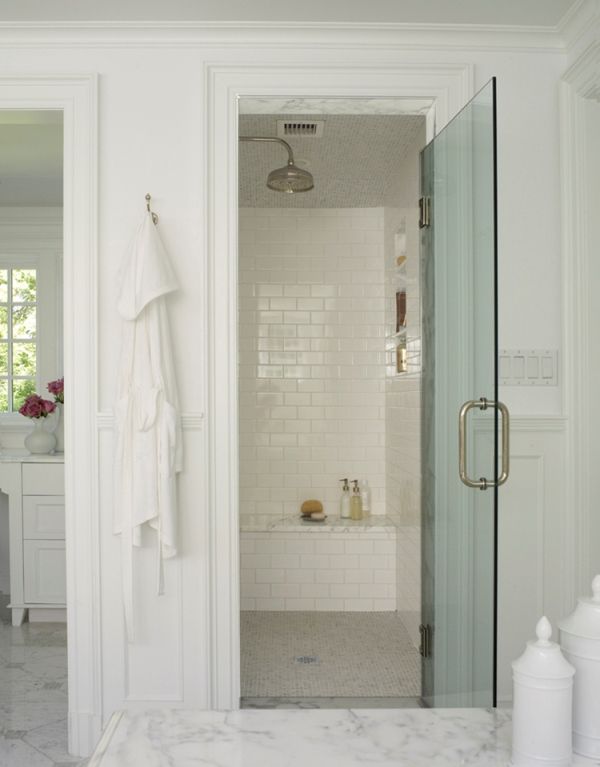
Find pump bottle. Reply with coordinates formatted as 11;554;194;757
339;478;351;519
360;479;371;516
350;480;363;520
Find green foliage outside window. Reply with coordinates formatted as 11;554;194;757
0;268;37;413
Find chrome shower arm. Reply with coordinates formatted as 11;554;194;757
239;136;294;165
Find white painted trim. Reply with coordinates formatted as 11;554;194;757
497;414;567;432
0;21;565;53
95;412;204;430
560;41;600;605
0;74;100;757
206;60;472;710
559;0;600;55
86;710;124;767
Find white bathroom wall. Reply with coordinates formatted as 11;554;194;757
0;21;574;738
238;207;386;519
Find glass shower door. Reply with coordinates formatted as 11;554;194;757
420;78;507;707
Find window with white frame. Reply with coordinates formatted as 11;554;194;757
0;225;62;421
0;266;38;412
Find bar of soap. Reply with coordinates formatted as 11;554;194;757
301;500;323;514
309;512;326;521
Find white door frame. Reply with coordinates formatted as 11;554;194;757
0;75;100;756
205;59;473;708
560;42;600;606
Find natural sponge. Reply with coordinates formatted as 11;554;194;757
301;499;323;515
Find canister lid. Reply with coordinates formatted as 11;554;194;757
512;616;575;679
558;575;600;640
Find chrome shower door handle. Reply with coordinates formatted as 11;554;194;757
459;397;510;490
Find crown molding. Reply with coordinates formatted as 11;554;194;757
558;0;600;54
565;40;600;98
0;20;566;53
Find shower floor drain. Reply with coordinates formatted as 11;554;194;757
294;655;320;665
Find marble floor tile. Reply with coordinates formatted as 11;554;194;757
24;719;83;764
0;592;87;767
0;733;56;766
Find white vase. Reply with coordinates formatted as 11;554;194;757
559;576;600;758
511;616;575;767
53;403;64;452
24;419;57;455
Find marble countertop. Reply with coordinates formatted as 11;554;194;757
86;707;600;767
240;513;398;533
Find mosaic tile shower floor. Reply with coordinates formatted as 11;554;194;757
0;594;87;767
240;611;421;704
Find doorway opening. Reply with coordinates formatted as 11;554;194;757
0;109;76;762
237;99;427;707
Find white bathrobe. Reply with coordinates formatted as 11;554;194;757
113;211;183;641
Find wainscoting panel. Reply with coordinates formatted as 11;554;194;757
496;416;567;703
97;413;208;713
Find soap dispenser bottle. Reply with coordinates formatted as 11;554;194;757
350;480;363;521
360;479;371;516
339;479;351;519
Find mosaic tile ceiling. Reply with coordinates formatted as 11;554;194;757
238;114;425;209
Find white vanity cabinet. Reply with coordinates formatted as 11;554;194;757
0;455;65;625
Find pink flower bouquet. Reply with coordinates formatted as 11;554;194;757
47;377;64;404
19;394;56;419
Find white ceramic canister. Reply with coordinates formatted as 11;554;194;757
559;575;600;758
511;616;575;767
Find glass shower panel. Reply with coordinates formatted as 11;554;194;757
420;79;498;707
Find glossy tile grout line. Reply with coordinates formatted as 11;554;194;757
241;610;420;699
0;593;87;766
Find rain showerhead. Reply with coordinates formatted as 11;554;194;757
240;136;314;194
267;162;314;194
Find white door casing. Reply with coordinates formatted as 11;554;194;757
0;75;99;756
205;60;473;709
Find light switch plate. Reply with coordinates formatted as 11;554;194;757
499;349;558;386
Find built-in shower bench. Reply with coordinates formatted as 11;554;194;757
240;513;398;612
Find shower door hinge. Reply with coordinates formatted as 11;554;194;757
419;623;433;658
419;196;431;228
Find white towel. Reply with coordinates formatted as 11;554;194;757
113;211;183;642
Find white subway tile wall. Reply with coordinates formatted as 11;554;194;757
240;531;396;611
239;208;387;520
384;206;422;643
239;206;421;619
396;524;421;646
